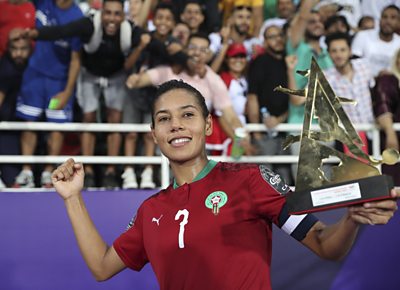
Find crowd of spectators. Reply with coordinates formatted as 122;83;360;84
1;0;400;189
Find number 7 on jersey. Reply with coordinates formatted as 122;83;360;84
175;209;189;249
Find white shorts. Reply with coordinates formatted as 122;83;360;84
77;68;128;113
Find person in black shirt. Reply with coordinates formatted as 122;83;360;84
247;24;292;184
121;2;180;189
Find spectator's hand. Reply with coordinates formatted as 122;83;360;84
126;74;140;89
285;55;298;71
166;42;183;55
139;33;151;49
264;115;280;129
51;90;71;110
52;158;84;200
252;132;263;141
18;28;38;39
241;138;257;156
220;25;231;44
348;189;399;225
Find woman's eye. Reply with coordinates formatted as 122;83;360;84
158;116;169;122
183;112;194;118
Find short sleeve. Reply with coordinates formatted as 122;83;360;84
351;31;365;58
247;57;261;95
70;36;82;52
113;205;148;271
206;68;232;110
248;164;290;223
248;165;318;241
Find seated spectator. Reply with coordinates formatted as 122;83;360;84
14;0;82;188
0;29;32;188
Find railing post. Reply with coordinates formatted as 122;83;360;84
371;126;382;171
161;154;170;188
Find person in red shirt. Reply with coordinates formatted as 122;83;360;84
51;80;399;290
0;0;35;57
207;43;248;156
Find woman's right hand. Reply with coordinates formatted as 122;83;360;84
52;158;84;200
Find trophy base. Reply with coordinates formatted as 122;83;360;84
286;175;394;215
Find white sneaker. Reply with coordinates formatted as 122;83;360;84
122;168;138;189
41;171;53;188
14;170;35;188
140;168;156;189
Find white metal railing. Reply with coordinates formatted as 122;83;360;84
0;121;395;188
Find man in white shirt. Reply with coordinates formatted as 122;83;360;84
352;5;400;77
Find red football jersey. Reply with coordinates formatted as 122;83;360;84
114;162;317;290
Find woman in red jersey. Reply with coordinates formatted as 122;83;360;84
52;80;399;290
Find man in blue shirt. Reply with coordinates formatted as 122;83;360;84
14;0;82;188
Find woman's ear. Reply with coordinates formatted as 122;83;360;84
151;126;159;145
205;114;213;136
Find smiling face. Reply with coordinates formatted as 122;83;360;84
227;54;247;75
151;88;212;164
180;3;204;32
185;36;210;71
101;1;125;36
153;8;176;37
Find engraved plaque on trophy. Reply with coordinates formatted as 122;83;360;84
276;57;399;214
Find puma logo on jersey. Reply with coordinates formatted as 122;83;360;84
152;215;163;226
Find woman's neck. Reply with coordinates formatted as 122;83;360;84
170;155;209;186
